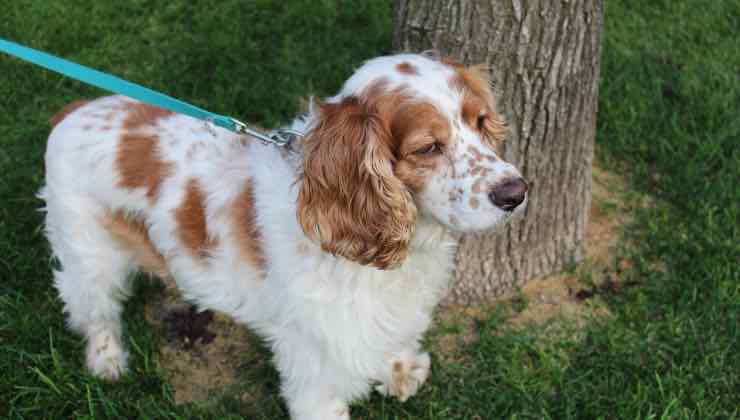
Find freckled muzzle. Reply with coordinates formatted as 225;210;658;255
489;177;528;211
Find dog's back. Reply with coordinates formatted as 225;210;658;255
40;95;272;377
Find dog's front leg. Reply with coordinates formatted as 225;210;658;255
375;348;431;402
286;394;350;420
272;335;352;420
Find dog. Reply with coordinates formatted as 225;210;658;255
39;52;527;419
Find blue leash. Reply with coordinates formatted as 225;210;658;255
0;38;296;147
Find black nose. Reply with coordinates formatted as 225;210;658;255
489;177;528;211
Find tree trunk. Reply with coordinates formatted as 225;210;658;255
393;0;603;305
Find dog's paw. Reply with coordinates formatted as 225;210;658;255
291;399;349;420
375;351;431;402
86;330;128;380
325;399;350;420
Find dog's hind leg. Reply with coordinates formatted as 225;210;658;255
41;189;136;380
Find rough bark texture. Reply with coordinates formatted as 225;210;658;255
393;0;603;305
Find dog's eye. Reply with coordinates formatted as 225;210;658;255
414;142;440;155
477;113;487;130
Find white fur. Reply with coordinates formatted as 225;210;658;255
39;54;525;419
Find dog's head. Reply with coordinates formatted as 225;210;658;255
297;54;527;269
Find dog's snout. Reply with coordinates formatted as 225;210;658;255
489;177;528;212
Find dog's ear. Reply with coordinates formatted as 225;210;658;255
442;58;508;145
297;97;417;270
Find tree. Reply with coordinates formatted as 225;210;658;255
393;0;604;304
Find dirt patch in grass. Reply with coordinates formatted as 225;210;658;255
432;164;644;360
144;281;262;405
506;166;635;327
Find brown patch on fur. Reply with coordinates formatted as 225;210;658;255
448;214;460;227
359;78;393;106
297;96;417;270
116;134;173;202
396;62;419;75
390;102;451;193
100;103;127;112
445;60;508;146
123;102;175;130
101;211;170;278
461;92;508;151
467;145;483;161
392;361;403;373
361;84;449;175
485;154;498;162
444;61;493;107
390;103;451;157
175;179;218;261
49;100;90;127
232;179;267;273
461;95;486;129
469;197;480;209
449;188;463;203
440;56;463;68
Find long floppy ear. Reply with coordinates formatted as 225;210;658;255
297;97;417;270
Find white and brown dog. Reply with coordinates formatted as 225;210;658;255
39;53;527;419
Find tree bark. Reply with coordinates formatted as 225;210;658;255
393;0;603;304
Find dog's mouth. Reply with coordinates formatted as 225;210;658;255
445;195;528;234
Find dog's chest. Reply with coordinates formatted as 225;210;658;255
282;238;455;343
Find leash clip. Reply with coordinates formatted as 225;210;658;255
231;118;300;153
269;128;303;149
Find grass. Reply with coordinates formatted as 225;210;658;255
1;0;738;418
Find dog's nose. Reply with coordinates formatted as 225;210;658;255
489;177;528;211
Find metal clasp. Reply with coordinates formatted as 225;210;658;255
230;118;301;153
269;128;303;148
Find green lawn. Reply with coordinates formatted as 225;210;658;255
1;1;738;419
